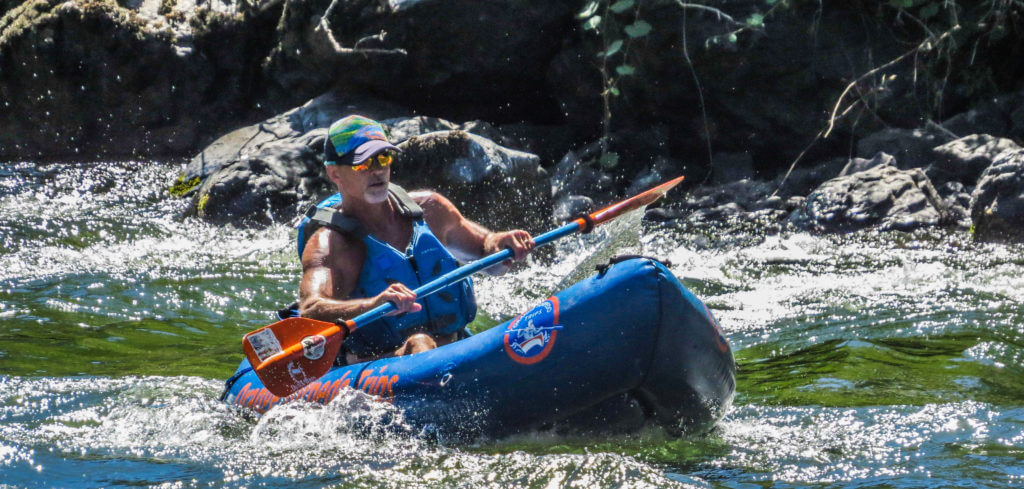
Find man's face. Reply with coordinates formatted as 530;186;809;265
328;155;392;205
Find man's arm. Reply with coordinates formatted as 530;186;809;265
411;190;535;273
298;228;421;321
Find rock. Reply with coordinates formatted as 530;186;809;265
856;128;952;170
553;195;594;223
771;158;847;198
265;0;569;119
183;92;407;181
381;116;512;147
927;134;1022;187
839;152;896;177
970;149;1024;243
685;179;775;211
394;130;548;231
549;150;614;202
1013;104;1024;141
940;93;1021;139
182;90;549;228
938;182;972;228
0;0;282;160
791;166;951;233
396;130;540;186
691;202;745;221
710;152;755;184
187;143;326;226
490;123;575;165
626;157;676;196
383;117;460;144
550;151;583;198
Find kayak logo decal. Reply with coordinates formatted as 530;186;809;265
504;296;563;365
301;335;327;360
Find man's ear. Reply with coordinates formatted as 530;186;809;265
325;165;343;186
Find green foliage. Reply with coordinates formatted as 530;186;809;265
623;19;651;38
577;0;649;161
577;1;599;19
602;39;622;57
609;0;633;14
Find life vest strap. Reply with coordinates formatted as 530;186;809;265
386;183;424;219
306;206;366;238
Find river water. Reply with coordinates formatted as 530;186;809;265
1;161;1022;488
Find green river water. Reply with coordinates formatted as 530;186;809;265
1;161;1022;488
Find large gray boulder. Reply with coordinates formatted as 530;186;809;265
182;92;408;182
970;149;1024;243
393;130;548;230
181;94;548;228
791;166;951;233
187;143;326;226
927;134;1022;187
839;152;897;177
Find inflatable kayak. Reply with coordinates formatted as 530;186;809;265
221;257;736;438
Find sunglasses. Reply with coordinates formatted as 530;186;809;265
351;152;394;172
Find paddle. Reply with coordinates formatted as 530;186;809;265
243;175;686;397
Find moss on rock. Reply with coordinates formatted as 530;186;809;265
399;130;471;172
168;175;201;197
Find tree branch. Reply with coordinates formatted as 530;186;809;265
824;27;956;139
315;0;407;56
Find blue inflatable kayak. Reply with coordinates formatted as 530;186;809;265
221;257;736;438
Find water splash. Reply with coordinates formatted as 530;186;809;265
0;376;699;488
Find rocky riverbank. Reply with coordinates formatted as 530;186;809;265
3;0;1023;242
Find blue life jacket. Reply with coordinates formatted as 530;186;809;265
295;184;477;357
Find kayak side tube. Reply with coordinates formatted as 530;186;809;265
637;259;737;434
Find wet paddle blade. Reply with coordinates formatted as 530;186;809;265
242;317;346;397
584;175;685;227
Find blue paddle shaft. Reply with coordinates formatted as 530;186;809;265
349;220;582;329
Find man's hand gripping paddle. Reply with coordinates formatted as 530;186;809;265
243;175;686;397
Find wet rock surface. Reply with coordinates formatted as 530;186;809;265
187;143;325;226
183;93;408;182
855;128;951;171
181;93;548;229
927;134;1022;187
0;0;281;160
790;166;950;233
970;149;1024;244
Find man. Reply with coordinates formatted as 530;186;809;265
298;115;535;365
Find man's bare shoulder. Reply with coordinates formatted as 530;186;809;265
301;227;365;270
408;190;458;217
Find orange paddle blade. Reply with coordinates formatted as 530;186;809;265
579;175;685;228
242;317;347;397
